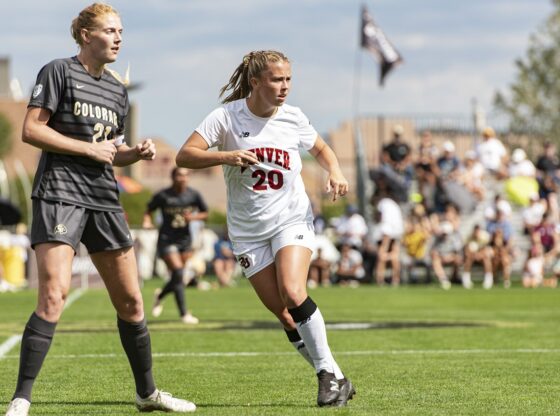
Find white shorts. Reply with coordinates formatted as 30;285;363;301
232;222;316;278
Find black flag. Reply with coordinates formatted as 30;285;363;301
361;5;403;86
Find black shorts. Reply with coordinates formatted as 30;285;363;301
31;199;134;254
157;235;192;258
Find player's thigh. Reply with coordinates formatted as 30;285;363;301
34;243;75;313
162;249;185;270
91;247;144;319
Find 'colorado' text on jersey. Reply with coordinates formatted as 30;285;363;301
28;57;129;212
196;99;316;242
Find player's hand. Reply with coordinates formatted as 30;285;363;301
136;139;156;160
88;139;117;164
224;150;259;168
326;170;348;202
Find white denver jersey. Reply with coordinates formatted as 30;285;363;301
196;99;317;242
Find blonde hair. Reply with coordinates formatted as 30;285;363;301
219;50;289;104
70;3;119;47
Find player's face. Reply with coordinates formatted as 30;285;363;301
173;168;190;187
86;13;123;64
253;61;291;108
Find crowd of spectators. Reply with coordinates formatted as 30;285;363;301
308;125;560;290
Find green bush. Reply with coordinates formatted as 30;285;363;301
119;189;152;226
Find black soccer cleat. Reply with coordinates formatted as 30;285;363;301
335;377;356;407
316;370;340;407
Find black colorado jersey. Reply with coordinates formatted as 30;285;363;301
29;56;129;212
147;187;208;241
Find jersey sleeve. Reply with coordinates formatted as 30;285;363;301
195;107;229;148
115;89;129;145
147;191;164;213
194;190;209;213
28;59;67;114
295;107;318;151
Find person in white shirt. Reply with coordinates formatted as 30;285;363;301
509;148;536;178
335;205;367;249
476;127;508;179
176;50;354;408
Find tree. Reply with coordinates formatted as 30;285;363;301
0;112;12;157
494;0;560;139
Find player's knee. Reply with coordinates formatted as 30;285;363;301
280;286;307;309
116;292;144;320
39;289;67;321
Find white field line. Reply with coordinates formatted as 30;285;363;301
0;288;86;359
2;348;560;360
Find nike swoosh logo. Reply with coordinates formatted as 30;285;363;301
76;84;85;89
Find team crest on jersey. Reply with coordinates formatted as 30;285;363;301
53;224;67;235
32;84;43;98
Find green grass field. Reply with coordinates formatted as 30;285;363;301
1;280;560;415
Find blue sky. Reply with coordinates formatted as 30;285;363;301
0;0;553;148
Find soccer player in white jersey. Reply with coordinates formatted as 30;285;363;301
176;50;355;407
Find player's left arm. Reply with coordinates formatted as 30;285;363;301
309;135;348;201
113;138;156;166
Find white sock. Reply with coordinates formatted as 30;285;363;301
296;308;343;378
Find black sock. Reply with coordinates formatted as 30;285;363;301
169;269;186;316
117;317;156;398
13;313;57;402
284;328;302;342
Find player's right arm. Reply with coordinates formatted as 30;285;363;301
176;131;258;169
22;107;117;164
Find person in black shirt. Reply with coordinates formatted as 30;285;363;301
143;167;208;324
4;4;195;415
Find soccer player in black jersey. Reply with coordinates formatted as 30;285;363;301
143;167;208;324
4;4;195;415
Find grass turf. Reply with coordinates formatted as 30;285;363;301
0;280;559;415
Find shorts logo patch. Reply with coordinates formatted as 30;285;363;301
54;224;67;235
32;84;43;98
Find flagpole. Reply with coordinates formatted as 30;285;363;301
353;6;372;222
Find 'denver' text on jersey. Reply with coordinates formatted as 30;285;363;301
28;56;129;212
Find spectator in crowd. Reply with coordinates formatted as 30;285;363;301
536;141;560;175
430;221;463;290
378;124;414;201
212;230;236;287
459;150;485;200
487;209;513;289
461;225;493;289
335;204;367;249
522;231;545;288
334;243;365;286
308;247;332;288
476;126;508;179
508;148;536;178
522;193;547;235
484;194;512;222
436;141;460;179
414;132;439;213
371;186;404;286
401;218;431;283
533;213;559;265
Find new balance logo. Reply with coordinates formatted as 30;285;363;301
295;234;304;240
239;131;250;138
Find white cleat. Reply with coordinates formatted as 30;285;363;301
152;289;163;318
181;313;199;325
5;398;30;416
136;389;196;413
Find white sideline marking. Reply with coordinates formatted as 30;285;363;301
0;335;22;359
3;348;560;360
0;289;86;359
